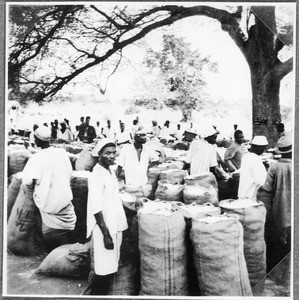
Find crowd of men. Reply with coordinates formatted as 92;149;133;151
18;116;292;295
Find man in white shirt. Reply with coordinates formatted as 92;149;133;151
184;127;218;176
102;120;115;139
22;126;76;252
85;138;127;295
116;130;159;186
238;135;268;201
115;122;132;146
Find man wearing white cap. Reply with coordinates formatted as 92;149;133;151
22;126;76;251
86;138;128;295
183;126;218;175
116;129;159;186
238;135;268;201
262;133;292;265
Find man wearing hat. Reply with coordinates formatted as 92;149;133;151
22;126;76;252
183;126;218;175
238;135;268;201
262;134;292;265
86;138;128;295
116;129;159;186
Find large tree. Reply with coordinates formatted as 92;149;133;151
8;4;294;145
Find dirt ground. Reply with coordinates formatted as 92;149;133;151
4;249;290;297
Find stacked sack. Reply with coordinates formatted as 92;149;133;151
183;172;219;206
138;200;188;296
220;199;267;291
7;145;32;176
190;214;252;296
70;170;91;242
7;172;23;220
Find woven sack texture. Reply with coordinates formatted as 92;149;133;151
75;149;97;171
155;180;184;202
159;169;188;184
190;215;252;296
7;172;23;221
220;200;267;288
184;172;218;189
34;242;90;278
183;185;219;206
125;184;152;200
8;149;30;175
7;184;44;256
139;210;188;296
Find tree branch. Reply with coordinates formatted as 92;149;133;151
273;57;293;80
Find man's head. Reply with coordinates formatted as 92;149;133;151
107;119;111;127
86;116;91;125
276;123;285;134
277;134;292;158
120;122;125;132
96;121;100;126
177;124;181;130
92;138;117;167
134;129;147;144
234;130;244;145
152;120;157;126
203;127;218;144
133;119;138;126
60;122;66;130
164;120;170;127
250;135;268;155
80;116;85;123
233;124;238;130
34;126;51;148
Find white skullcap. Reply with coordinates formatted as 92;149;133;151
251;135;268;146
34;126;51;142
91;138;116;157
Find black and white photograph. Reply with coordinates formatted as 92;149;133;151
3;1;296;298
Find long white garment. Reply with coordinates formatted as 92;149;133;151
22;147;76;230
115;130;131;144
238;152;267;201
87;164;128;275
184;139;217;175
117;144;159;186
102;126;115;139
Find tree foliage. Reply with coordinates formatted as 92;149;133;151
144;34;217;120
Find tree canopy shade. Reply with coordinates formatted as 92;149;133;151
8;3;294;145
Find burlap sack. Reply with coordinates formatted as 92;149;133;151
125;184;152;200
70;171;90;242
139;209;188;296
7;172;23;220
190;215;252;296
183;185;219;206
159;169;188;184
220;199;267;289
154;180;184;202
184;172;218;189
34;242;90;278
8;149;31;175
175;202;221;219
7;184;44;256
75;148;97;171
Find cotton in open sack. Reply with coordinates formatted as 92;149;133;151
155;180;184;202
190;214;252;296
220;198;267;288
70;170;90;242
125;183;152;200
159;169;188;184
75;147;97;171
7;172;23;221
138;201;188;296
184;172;218;189
34;242;90;278
183;185;218;206
7;184;44;256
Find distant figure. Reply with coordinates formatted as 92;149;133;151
131;119;140;135
159;120;173;142
51;119;59;140
102;120;115;139
276;123;285;139
238;136;268;201
151;120;161;138
174;123;184;141
57;122;73;143
78;116;96;143
115;122;132;146
95;121;104;139
29;124;39;147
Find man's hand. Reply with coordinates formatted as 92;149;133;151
103;234;114;250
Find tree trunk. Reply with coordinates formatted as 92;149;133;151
251;70;281;147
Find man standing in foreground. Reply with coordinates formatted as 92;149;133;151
238;135;268;201
22;126;76;252
86;139;128;295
